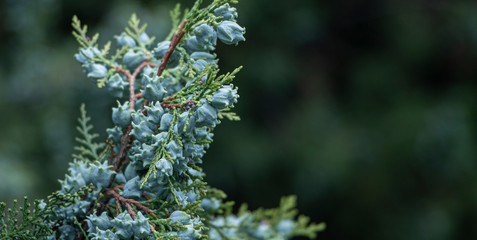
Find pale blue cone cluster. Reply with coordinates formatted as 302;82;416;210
48;2;311;240
75;47;108;82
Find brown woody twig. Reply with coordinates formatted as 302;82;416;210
157;20;188;77
107;188;157;219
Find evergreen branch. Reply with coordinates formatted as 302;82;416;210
169;64;242;105
141;111;179;188
84;54;158;221
73;103;105;162
71;15;89;48
74;217;89;240
251;196;326;239
101;41;111;56
106;188;156;220
218;111;240;121
71;15;98;48
168;178;182;208
293;216;326;239
0;198;52;239
0;188;91;240
112;45;129;63
65;2;319;240
184;0;238;30
125;13;152;49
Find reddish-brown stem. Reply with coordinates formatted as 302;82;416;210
107;188;156;220
112;125;133;173
115;197;121;216
129;59;151;109
106;138;116;165
128;80;136;109
116;58;157;110
126;202;137;220
135;92;144;99
141;100;149;115
142;193;152;200
115;66;131;78
157;20;188;77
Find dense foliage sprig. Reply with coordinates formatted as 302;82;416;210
0;0;324;239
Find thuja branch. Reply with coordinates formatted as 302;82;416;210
110;18;189;180
113;19;189;176
51;1;322;240
81;19;191;232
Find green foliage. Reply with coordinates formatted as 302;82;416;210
6;0;477;239
218;110;240;121
0;197;52;239
71;15;99;48
140;111;180;188
72;103;105;162
246;196;326;239
125;13;156;48
1;0;321;239
201;192;325;239
0;186;92;240
184;0;238;30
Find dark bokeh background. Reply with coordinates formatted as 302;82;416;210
2;0;477;239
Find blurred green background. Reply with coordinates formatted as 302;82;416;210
2;0;477;239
